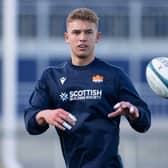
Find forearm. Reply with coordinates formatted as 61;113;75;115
128;106;151;133
24;109;49;135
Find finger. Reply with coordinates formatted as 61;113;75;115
69;113;77;122
120;102;130;110
108;108;122;118
113;102;121;110
54;122;65;131
129;106;135;114
62;121;72;130
119;102;135;116
59;113;76;125
113;102;129;111
121;103;135;115
55;118;73;130
56;118;65;125
56;118;74;130
128;106;140;119
58;109;76;118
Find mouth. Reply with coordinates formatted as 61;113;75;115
77;44;88;50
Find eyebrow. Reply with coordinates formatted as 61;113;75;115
71;29;93;32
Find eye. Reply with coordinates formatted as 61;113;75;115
86;30;93;34
72;30;81;35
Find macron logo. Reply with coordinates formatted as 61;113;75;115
60;77;67;85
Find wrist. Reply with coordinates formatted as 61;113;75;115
36;110;47;126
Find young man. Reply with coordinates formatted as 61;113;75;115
24;8;151;168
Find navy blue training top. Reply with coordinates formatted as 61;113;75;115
24;58;151;168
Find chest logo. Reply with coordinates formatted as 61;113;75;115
59;89;102;102
60;77;67;85
60;92;69;101
92;75;104;83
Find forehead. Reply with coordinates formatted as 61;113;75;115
67;19;97;31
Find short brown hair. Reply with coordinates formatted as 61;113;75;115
66;8;99;28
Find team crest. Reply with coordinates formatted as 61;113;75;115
92;75;104;83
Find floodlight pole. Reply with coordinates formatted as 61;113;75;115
2;0;22;168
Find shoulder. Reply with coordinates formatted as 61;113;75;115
46;62;67;72
95;58;130;84
43;62;67;74
39;61;68;81
96;58;123;74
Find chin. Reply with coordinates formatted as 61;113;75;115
76;54;89;59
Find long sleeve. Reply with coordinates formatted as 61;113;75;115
118;70;151;133
24;69;52;135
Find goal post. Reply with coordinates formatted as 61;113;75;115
2;0;22;168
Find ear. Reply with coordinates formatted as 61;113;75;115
64;32;69;43
96;32;101;43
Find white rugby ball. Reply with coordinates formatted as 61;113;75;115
146;57;168;98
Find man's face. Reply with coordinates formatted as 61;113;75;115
64;19;101;59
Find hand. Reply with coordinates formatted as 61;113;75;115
108;101;140;120
36;108;77;131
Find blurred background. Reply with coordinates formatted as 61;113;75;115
0;0;168;168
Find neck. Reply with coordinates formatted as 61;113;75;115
71;55;95;66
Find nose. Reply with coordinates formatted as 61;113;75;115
79;32;87;41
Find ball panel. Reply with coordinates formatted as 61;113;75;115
150;60;168;87
152;57;168;81
146;57;168;98
146;65;168;98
